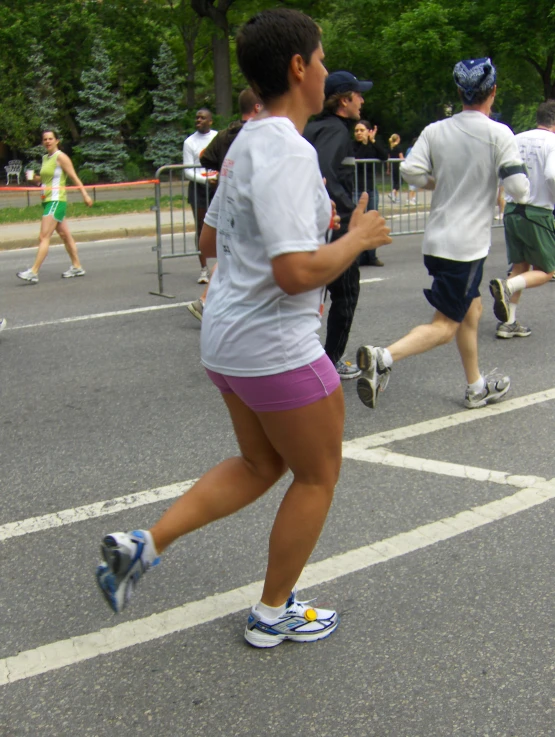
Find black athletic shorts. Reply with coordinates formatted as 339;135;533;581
188;181;215;215
423;255;486;323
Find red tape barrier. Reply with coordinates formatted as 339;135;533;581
0;179;160;193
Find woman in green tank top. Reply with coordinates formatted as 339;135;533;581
16;129;93;284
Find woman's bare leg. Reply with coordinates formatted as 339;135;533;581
150;393;287;553
256;386;344;606
55;220;83;268
30;216;58;273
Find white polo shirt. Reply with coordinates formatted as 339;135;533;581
200;117;332;377
401;111;530;261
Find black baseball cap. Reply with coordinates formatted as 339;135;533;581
325;71;373;98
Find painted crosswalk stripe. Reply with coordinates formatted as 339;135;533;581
1;480;554;686
0;480;196;542
8;302;192;331
2;388;554;543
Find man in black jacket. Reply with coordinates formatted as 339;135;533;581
304;71;374;380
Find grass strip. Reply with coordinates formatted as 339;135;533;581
0;196;188;225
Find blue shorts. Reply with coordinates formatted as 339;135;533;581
423;255;485;323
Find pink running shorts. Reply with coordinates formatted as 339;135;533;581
205;353;340;412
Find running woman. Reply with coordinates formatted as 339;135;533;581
17;129;92;284
96;8;391;648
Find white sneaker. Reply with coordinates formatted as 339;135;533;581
356;345;391;408
62;266;86;278
197;267;210;284
187;298;204;321
244;589;339;648
96;530;159;613
16;268;38;284
0;318;6;332
464;372;510;409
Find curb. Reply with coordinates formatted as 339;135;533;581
0;224;196;251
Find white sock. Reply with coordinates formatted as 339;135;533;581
382;348;394;367
507;274;526;295
255;600;288;620
142;530;159;563
468;376;485;394
508;303;517;323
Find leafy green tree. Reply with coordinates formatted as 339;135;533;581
191;0;237;116
75;39;129;182
24;43;62;170
145;42;185;170
159;0;207;109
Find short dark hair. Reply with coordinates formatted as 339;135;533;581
457;86;493;106
197;107;212;119
324;91;353;114
236;8;321;104
537;100;555;128
358;120;372;130
238;87;261;116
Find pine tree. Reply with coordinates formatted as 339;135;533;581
145;43;184;172
25;43;61;171
75;39;128;182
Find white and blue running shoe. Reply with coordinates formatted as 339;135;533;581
96;530;158;613
244;590;339;648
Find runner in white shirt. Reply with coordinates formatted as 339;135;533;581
183;109;218;283
489;100;555;338
96;8;391;648
356;57;530;410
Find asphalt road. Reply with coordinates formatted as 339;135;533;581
1;229;555;737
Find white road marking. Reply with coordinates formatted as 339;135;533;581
1;479;554;686
343;388;555;450
342;447;546;488
0;481;196;542
359;277;386;284
8;302;193;330
2;388;554;542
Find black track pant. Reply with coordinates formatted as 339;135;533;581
324;258;360;365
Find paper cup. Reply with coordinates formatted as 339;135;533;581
25;170;34;181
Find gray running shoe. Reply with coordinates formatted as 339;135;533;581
16;268;38;284
496;321;531;339
244;589;339;649
464;372;510;409
335;359;361;380
356;345;391;408
96;530;158;613
489;278;511;323
197;267;210;284
187;298;204;321
62;265;86;278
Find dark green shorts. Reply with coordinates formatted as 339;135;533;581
42;200;67;222
504;203;555;273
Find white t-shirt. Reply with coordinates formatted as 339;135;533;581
505;128;555;209
401;111;530;261
183;130;218;184
200;116;331;377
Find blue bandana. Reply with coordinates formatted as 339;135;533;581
453;58;496;104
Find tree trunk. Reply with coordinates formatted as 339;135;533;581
185;38;196;110
212;33;232;117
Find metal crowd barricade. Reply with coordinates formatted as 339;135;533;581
150;158;506;296
354;158;504;236
354;158;430;236
150;163;214;298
